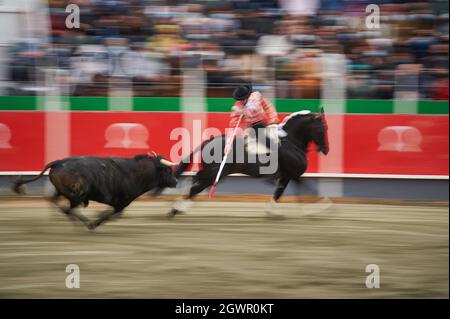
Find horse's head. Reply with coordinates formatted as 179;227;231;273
315;108;329;155
281;108;329;155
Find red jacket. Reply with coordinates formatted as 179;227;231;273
229;91;279;129
433;79;449;101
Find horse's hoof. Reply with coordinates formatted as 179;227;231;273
267;215;286;220
302;198;334;217
87;222;97;230
266;213;285;220
68;216;78;222
167;209;180;218
265;200;285;220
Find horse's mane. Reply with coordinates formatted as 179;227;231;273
280;110;314;133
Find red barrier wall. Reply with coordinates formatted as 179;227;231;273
0;112;448;175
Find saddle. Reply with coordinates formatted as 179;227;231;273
244;125;286;155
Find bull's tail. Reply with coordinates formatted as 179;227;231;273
12;160;62;195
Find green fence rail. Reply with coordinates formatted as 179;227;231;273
0;96;448;114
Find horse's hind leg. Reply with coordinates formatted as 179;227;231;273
168;165;222;217
168;179;212;218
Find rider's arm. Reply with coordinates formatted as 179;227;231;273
229;104;243;128
261;97;279;125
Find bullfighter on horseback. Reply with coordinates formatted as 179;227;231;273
230;84;280;154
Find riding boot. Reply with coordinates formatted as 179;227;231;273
251;122;271;155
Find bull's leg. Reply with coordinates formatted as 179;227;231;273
67;199;91;226
49;194;71;218
52;197;91;226
265;177;290;219
49;192;75;218
47;191;61;204
88;206;124;230
47;191;64;219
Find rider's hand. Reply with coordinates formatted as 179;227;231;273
232;105;244;115
269;118;281;125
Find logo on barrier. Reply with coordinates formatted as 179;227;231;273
0;123;12;149
104;123;149;149
377;126;422;152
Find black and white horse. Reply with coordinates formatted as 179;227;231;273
169;108;329;217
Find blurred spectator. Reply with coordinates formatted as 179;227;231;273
432;73;449;101
3;0;449;99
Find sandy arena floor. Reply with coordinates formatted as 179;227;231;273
0;198;448;298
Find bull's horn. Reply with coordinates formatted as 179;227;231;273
160;158;177;167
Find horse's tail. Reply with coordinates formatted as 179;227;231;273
174;144;204;178
174;134;226;178
12;160;62;195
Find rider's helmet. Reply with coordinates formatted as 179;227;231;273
233;84;253;101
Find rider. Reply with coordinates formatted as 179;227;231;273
230;84;280;153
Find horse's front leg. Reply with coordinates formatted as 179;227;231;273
266;177;290;219
290;178;335;217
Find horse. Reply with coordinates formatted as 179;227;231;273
169;108;329;217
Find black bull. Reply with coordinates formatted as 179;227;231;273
12;154;178;229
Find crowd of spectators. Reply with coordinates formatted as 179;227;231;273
6;0;449;100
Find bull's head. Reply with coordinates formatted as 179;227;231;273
160;158;178;168
148;153;178;188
